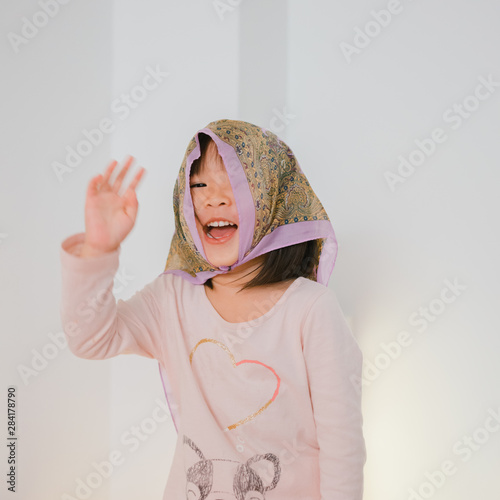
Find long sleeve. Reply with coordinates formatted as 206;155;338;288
302;287;366;500
59;232;165;360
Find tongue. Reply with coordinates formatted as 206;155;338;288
209;226;237;238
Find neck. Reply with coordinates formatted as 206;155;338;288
208;256;265;294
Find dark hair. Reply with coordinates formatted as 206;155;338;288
204;239;321;292
190;133;215;177
190;133;321;292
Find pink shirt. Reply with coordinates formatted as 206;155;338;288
60;232;366;500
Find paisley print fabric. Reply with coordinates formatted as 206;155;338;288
162;119;338;286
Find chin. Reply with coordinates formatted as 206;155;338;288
205;251;238;269
203;239;238;268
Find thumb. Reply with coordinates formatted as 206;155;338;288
123;188;139;220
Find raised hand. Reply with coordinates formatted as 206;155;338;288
80;155;146;258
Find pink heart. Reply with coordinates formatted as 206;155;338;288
189;338;281;431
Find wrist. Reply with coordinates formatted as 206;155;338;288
80;242;118;258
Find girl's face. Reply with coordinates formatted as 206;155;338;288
189;142;239;268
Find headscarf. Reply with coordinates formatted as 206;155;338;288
162;119;338;286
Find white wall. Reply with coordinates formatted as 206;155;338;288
1;1;239;499
1;1;115;499
287;1;500;499
1;0;499;499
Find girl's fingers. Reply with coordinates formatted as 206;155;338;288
91;156;140;199
127;166;146;192
87;174;103;196
112;155;134;194
102;160;118;185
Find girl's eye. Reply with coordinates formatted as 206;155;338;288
189;183;206;188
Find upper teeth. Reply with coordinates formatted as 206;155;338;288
207;221;236;227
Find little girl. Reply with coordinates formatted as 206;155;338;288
60;119;366;499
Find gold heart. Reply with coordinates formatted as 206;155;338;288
189;338;281;431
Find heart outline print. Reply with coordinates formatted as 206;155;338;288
189;338;281;431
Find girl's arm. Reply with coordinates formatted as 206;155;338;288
59;232;165;360
302;287;367;500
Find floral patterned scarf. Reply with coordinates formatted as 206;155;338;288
162;119;338;286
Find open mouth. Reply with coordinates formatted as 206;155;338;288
204;222;238;240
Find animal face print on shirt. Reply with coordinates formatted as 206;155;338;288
183;434;281;500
